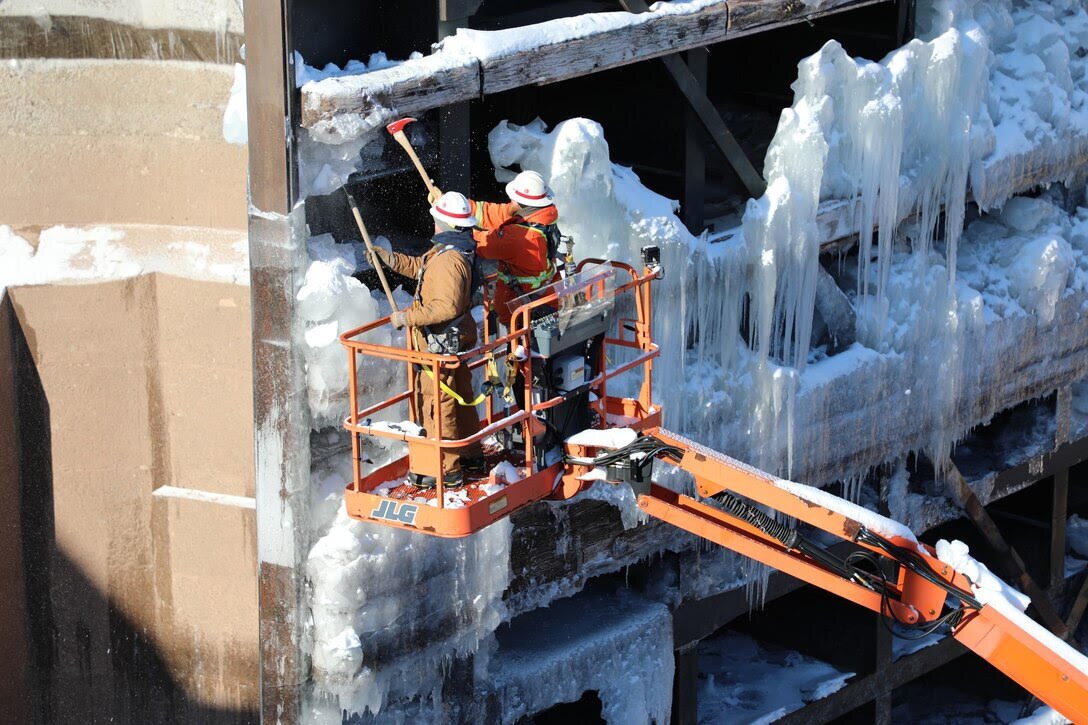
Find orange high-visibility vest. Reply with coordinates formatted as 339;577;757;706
470;200;559;324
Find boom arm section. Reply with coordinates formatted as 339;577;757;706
632;427;1088;722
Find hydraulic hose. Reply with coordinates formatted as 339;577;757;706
714;491;799;549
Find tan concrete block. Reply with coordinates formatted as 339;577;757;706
0;60;246;229
153;274;254;497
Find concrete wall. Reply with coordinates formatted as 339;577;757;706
0;60;247;230
0;2;255;717
3;275;257;723
0;296;31;723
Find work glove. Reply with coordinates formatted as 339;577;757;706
390;310;408;329
427;187;443;204
369;245;391;267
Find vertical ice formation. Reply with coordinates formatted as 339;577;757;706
488;116;825;478
486;592;673;725
751;7;993;472
223;62;248;145
295;234;404;428
305;499;512;721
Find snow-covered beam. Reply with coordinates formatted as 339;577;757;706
299;0;889;141
788;291;1088;486
974;134;1088;211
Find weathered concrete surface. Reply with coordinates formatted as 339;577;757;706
0;0;244;36
5;275;258;723
0;59;247;229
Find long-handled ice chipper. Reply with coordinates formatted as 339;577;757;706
340;249;1088;721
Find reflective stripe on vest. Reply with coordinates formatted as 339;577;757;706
496;260;555;289
496;223;555;290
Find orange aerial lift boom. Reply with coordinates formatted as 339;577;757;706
340;250;1088;721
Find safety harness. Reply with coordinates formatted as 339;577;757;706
413;238;510;407
413;237;482;356
419;354;503;407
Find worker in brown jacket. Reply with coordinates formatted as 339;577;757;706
371;191;485;488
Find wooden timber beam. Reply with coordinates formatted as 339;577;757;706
619;0;766;198
943;460;1071;640
300;0;891;139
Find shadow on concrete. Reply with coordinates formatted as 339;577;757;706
4;295;257;724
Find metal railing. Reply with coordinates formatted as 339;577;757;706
340;259;660;507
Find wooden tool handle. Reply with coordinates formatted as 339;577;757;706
393;130;439;197
345;191;397;311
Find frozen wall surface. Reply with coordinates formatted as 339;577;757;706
481;591;673;724
294;0;1088;720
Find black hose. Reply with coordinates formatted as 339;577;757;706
714;491;799;549
856;528;982;611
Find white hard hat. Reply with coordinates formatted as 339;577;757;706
505;170;554;207
429;191;475;228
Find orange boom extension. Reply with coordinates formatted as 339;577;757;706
341;248;1088;720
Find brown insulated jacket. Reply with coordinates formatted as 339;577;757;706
384;240;478;351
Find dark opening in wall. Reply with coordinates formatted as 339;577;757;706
522;689;606;724
468;0;905;218
290;0;437;67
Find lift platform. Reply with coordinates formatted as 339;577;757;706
340;250;1088;721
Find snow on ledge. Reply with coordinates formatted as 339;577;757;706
772;476;918;543
0;224;249;293
436;0;724;60
934;538;1030;612
566;427;638;449
153;485;256;510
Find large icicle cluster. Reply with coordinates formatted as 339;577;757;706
306;492;512;720
487;0;1088;485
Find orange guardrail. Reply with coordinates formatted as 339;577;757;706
340;260;661;509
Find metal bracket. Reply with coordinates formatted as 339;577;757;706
439;0;484;23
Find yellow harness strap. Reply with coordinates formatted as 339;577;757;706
421;354;504;408
503;354;519;405
421;368;488;407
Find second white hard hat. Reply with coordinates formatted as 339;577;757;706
429;191;475;228
505;170;554;207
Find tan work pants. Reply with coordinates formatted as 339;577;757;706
411;364;483;475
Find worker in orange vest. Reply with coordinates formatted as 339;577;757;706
431;170;560;329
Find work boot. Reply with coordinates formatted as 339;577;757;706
407;472;436;489
442;469;466;489
461;456;487;477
